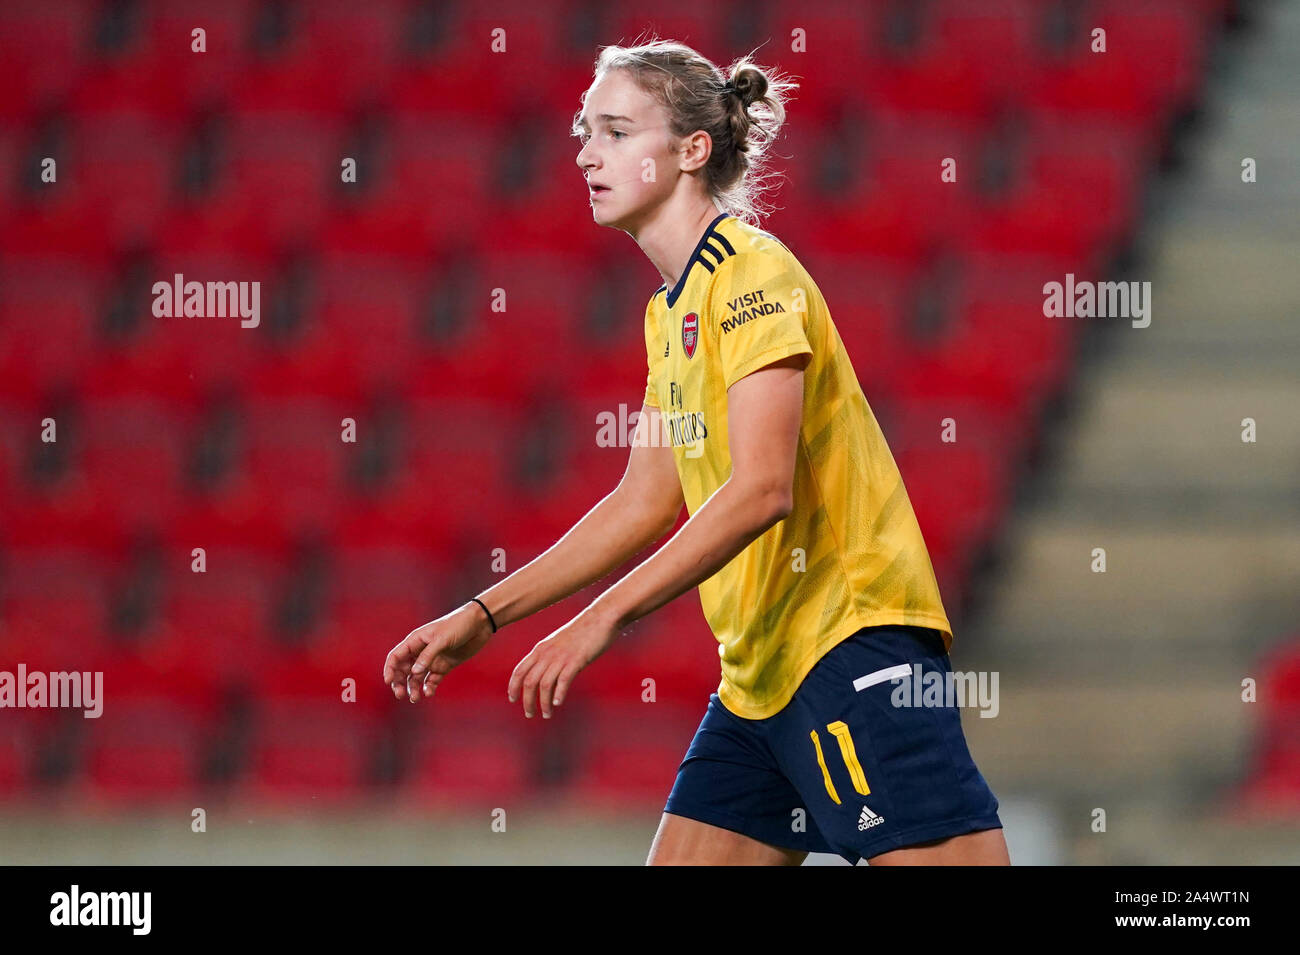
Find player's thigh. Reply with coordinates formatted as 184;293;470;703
647;812;807;866
867;827;1010;865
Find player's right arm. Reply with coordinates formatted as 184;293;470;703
383;402;684;701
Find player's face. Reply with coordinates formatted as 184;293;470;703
573;70;676;231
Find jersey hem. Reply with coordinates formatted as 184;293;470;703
716;610;955;721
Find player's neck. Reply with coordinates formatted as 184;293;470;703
630;193;723;293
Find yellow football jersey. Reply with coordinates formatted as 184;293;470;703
642;212;952;719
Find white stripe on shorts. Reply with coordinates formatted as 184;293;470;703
852;663;912;692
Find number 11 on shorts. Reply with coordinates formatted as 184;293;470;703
810;720;870;804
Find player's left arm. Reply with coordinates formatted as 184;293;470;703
509;350;810;718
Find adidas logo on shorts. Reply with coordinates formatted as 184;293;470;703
858;805;885;831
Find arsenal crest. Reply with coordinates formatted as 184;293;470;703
681;312;698;359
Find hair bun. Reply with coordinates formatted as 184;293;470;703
729;66;767;109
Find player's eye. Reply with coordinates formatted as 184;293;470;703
610;129;627;140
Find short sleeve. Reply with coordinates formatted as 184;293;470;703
709;252;813;391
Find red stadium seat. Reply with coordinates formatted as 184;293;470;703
1028;1;1210;121
965;114;1149;262
400;701;537;804
199;112;346;247
220;394;355;535
230;1;409;114
809;254;918;400
310;544;447;681
392;396;519;541
1237;639;1300;812
794;112;981;262
930;0;1047;105
73;391;198;532
895;441;1009;598
80;248;274;402
323;112;500;257
66;1;259;118
307;253;426;394
0;258;107;395
499;394;636;542
80;677;220;802
567;700;701;806
0;546;114;665
601;1;732;65
592;595;720;704
929;248;1080;417
864;110;984;234
0;2;97;123
0;128;28;226
242;698;385;801
0;711;41;796
0;394;36;507
758;1;892;123
151;547;286;681
64;110;184;250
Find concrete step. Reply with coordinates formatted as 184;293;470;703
1124;235;1300;338
963;676;1251;798
1066;799;1300;865
1160;124;1300;224
1049;373;1300;495
970;522;1300;666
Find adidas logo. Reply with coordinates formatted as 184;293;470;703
857;805;885;831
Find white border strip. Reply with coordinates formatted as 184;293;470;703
852;663;912;692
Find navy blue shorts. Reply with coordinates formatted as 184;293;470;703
663;624;1002;864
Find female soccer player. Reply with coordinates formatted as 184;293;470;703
383;39;1009;866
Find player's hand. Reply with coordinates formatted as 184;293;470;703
383;602;495;703
508;605;620;719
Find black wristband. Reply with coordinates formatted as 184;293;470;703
469;597;498;633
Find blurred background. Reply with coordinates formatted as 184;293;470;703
0;0;1297;864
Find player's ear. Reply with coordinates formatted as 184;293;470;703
678;130;712;173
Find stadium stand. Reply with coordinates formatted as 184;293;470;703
9;1;1293;849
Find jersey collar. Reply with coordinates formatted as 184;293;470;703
662;212;733;310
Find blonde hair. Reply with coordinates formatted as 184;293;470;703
576;37;798;225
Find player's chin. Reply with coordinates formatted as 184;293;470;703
591;198;627;227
